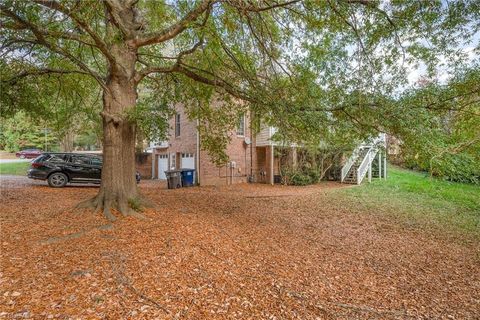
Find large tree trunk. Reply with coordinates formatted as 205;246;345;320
78;46;143;221
60;130;74;152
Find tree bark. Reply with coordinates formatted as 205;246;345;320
60;130;74;152
78;45;143;221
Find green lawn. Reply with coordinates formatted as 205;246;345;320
335;166;480;236
0;162;31;175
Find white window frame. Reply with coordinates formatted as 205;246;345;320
236;114;245;136
175;113;181;137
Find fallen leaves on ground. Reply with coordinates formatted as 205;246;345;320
0;177;479;319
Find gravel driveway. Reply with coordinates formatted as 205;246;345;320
0;175;99;188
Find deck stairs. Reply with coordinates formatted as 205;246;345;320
341;134;386;184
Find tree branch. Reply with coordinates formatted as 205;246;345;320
341;0;405;64
31;0;115;63
134;65;176;84
226;0;301;13
135;39;204;83
3;68;91;85
134;0;213;47
1;21;96;47
174;64;257;103
0;4;106;87
103;0;144;40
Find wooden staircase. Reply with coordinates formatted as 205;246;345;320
342;148;369;184
340;134;387;185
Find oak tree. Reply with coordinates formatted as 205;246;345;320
1;0;477;220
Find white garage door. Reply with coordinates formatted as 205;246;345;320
157;154;169;180
181;153;195;169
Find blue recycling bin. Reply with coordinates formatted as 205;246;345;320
180;169;195;187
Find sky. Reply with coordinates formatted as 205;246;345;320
406;23;480;87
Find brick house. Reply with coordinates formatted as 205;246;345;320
150;103;387;186
150;103;286;186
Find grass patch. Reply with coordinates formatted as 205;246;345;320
0;162;31;175
335;165;480;236
128;197;144;212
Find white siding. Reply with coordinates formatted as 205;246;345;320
255;124;274;146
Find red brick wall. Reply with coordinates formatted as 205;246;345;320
152;104;197;179
167;104;197;172
152;103;272;186
199;134;251;186
135;153;152;179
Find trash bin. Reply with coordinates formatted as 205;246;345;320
180;169;195;187
165;170;182;189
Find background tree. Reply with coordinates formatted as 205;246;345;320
1;61;102;152
389;67;480;183
1;0;478;220
0;111;57;151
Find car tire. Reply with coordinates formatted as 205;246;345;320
48;172;68;188
20;155;26;159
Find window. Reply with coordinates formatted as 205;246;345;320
70;155;92;165
90;156;103;166
170;153;176;169
236;114;245;136
47;154;66;163
175;113;181;137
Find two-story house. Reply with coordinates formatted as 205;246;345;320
150;104;286;186
150;104;387;186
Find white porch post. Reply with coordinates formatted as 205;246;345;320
368;161;372;183
151;150;156;179
378;151;382;179
384;152;387;180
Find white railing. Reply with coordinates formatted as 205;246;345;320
374;133;386;145
341;133;386;183
361;133;386;148
356;147;379;185
341;147;360;182
149;140;168;148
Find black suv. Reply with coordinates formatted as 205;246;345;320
28;153;141;187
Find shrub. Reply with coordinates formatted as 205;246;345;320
282;166;322;186
289;172;313;186
431;154;480;184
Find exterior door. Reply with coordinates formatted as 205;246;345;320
181;153;195;169
157;154;168;180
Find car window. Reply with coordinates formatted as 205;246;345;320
33;154;48;162
70;155;92;165
48;154;66;163
91;157;102;166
